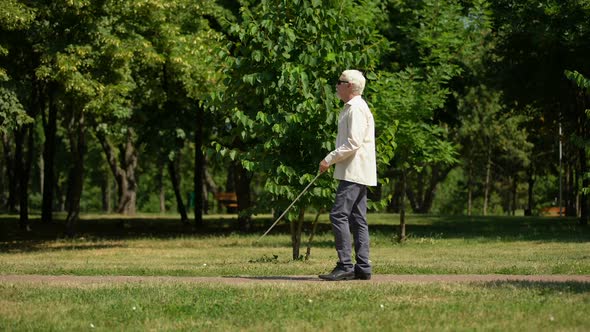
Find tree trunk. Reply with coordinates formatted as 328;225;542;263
41;89;58;223
201;161;209;215
101;171;112;213
467;164;473;216
16;51;44;228
202;160;218;215
305;210;322;261
168;158;189;224
2;133;17;212
194;105;205;226
65;112;86;236
579;146;589;225
483;149;492;216
407;165;452;214
420;169;440;214
0;144;4;208
97;129;138;215
290;207;305;260
157;162;166;213
525;165;534;216
118;132;137;215
56;178;66;212
566;162;577;217
416;170;424;211
39;145;43;197
225;164;235;192
387;176;403;213
398;169;407;242
15;126;34;231
511;176;517;216
575;82;589;224
405;174;418;212
233;161;252;232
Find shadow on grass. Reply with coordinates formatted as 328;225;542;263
0;241;127;253
1;214;589;252
0;216;237;252
371;215;590;243
220;277;590;288
481;280;590;294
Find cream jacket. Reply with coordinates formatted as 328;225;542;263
323;95;377;186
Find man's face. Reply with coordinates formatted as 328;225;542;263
336;76;351;101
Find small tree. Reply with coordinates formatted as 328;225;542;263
369;0;475;239
211;0;387;258
490;0;590;220
457;86;532;216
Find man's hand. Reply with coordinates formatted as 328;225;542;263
319;160;330;173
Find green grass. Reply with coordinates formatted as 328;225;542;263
1;213;590;331
1;281;589;331
1;214;589;276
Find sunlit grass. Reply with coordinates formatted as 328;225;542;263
1;214;589;276
1;214;589;330
1;280;589;331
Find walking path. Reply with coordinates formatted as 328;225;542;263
1;274;589;285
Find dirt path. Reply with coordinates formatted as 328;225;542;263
1;274;589;285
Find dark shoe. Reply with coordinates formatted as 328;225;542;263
354;272;372;280
319;268;355;281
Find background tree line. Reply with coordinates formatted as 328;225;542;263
1;0;589;236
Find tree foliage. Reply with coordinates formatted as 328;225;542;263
1;0;590;238
212;0;388;214
489;0;590;221
0;0;35;133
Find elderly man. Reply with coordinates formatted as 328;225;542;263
319;69;377;281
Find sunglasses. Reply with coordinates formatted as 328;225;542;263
337;80;349;85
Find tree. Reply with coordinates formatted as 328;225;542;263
212;0;387;257
565;70;590;224
0;1;30;214
489;0;590;223
37;1;139;232
0;1;40;228
88;0;227;221
0;0;35;81
0;0;238;230
370;0;485;238
457;86;531;216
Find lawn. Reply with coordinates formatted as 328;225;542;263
2;280;588;331
1;213;589;331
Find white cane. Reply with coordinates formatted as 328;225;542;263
256;172;322;242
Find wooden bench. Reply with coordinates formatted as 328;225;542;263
540;206;563;216
215;192;238;210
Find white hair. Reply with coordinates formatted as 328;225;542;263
341;69;366;95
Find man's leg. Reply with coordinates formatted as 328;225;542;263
329;181;362;272
349;185;371;275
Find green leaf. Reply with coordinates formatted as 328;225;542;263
229;150;237;161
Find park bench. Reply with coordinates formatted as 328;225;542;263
540;206;563;216
215;192;238;211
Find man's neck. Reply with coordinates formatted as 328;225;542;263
342;94;360;103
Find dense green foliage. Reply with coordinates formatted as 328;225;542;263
0;0;589;231
210;0;387;216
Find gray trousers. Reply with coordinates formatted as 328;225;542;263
330;180;371;274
